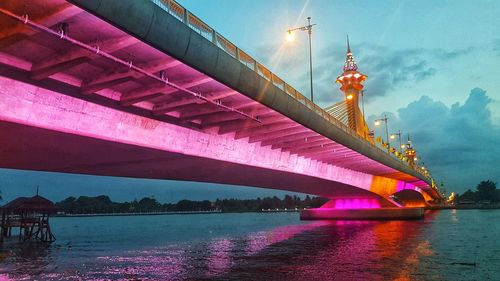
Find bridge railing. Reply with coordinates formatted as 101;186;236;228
150;0;432;183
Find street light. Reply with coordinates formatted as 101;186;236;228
286;17;317;102
374;114;389;149
390;130;402;152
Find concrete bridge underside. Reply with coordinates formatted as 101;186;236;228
0;74;428;208
0;0;440;212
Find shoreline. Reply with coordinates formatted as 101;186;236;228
53;209;305;217
53;207;500;218
427;205;500;210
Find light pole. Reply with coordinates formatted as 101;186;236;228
286;17;316;102
374;114;389;149
390;130;402;152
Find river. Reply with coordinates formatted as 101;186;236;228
1;209;499;280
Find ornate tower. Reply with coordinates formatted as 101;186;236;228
336;37;367;135
404;140;417;167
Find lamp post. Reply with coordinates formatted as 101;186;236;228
390;130;402;152
374;114;389;149
286;17;316;102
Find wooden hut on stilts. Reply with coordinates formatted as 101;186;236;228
0;195;57;243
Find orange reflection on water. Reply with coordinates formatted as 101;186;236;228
372;220;434;281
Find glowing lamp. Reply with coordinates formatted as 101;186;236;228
390;134;396;140
414;157;418;161
374;120;381;126
401;144;406;149
286;31;295;42
346;94;353;100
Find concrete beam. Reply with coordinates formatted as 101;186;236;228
0;4;82;49
218;114;287;135
196;112;242;125
271;136;325;150
260;132;317;147
199;106;269;125
152;90;238;115
248;126;308;143
235;121;298;140
31;36;137;80
289;143;337;156
180;104;221;120
315;151;361;161
122;76;213;106
280;139;332;151
81;59;182;94
183;99;264;120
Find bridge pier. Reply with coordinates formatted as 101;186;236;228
300;207;424;220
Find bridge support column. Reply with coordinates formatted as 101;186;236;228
300;198;424;220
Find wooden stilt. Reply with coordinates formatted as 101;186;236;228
1;195;57;243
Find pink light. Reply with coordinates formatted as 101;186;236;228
322;198;381;209
395;180;407;192
206;238;232;277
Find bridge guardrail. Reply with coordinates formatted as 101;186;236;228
150;0;433;184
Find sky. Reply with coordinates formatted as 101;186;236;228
1;0;499;202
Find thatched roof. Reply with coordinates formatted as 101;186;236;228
1;195;57;213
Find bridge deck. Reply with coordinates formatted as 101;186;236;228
0;0;439;199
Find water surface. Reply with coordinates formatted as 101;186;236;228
1;210;499;280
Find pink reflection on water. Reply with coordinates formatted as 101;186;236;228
206;238;233;277
94;247;187;280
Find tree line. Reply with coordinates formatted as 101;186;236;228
456;180;499;204
55;194;328;214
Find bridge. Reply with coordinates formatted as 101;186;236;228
0;0;443;219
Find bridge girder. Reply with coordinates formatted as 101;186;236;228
82;59;182;95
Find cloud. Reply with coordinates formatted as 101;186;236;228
255;41;474;108
430;47;475;60
492;38;500;56
415;67;436;81
358;45;473;101
369;88;500;193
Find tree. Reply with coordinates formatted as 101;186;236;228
458;189;476;202
476;180;498;203
138;197;161;212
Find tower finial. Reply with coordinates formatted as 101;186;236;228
343;35;357;72
347;34;351;53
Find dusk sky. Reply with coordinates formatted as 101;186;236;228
1;0;499;202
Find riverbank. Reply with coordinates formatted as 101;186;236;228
427;204;500;210
54;210;222;217
54;208;307;217
56;206;500;217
